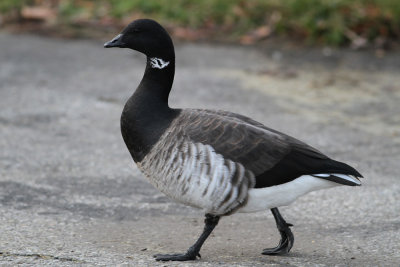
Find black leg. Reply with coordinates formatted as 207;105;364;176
262;207;294;255
154;214;220;261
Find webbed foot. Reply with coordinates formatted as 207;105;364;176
154;251;200;261
262;222;294;255
153;214;219;261
262;208;294;255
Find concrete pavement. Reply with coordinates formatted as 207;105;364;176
0;33;399;266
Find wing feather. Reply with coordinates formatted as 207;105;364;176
172;109;362;188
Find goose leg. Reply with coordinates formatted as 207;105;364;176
262;207;294;255
154;214;220;261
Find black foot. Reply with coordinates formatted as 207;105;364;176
263;208;294;256
262;222;294;255
153;214;219;262
154;252;200;261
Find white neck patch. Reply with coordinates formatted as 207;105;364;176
150;57;170;69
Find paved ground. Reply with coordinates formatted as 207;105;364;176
0;32;399;266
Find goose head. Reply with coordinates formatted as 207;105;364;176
104;19;174;60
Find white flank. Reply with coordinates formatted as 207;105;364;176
150;57;170;69
238;175;339;213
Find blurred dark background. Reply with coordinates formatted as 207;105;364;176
1;0;400;48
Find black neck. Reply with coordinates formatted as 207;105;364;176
121;52;180;162
137;55;175;105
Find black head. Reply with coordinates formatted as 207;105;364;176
104;19;174;58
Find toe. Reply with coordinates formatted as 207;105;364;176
154;253;198;261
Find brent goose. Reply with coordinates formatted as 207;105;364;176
104;19;363;261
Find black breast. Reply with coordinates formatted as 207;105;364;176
120;96;181;163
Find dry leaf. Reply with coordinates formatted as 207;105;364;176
240;25;271;45
21;6;56;21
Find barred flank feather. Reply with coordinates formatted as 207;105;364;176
138;131;255;215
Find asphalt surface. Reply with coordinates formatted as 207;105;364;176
0;32;399;266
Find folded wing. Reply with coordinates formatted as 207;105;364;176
173;109;362;188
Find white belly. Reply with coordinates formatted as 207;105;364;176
238;175;339;213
